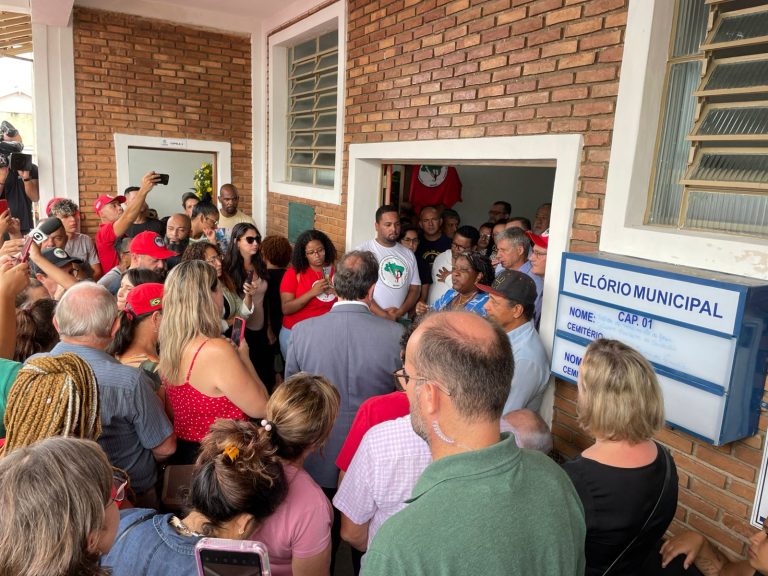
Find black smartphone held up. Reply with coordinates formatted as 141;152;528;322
195;538;270;576
9;153;32;172
157;173;170;185
230;316;246;347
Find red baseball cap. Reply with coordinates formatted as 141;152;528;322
94;194;126;215
129;231;176;259
525;228;549;250
45;197;68;216
124;283;164;318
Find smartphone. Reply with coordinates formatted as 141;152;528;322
157;173;170;185
230;316;246;347
245;270;254;284
195;538;270;576
0;199;8;215
9;153;32;172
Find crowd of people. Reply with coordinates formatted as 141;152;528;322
0;155;765;576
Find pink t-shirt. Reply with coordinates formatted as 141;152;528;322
249;464;332;576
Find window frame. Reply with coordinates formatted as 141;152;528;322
267;2;345;204
600;0;768;280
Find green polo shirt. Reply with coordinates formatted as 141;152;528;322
0;358;22;438
363;433;586;576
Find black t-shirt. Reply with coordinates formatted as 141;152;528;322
415;234;451;267
126;219;166;238
562;443;678;576
2;163;38;233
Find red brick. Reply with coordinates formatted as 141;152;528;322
559;51;596;70
546;5;582;25
551;85;588;101
583;0;625;17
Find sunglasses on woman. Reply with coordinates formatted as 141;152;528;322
241;236;261;245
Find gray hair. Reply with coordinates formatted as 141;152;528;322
412;311;513;420
333;250;378;300
498;227;531;252
502;409;553;453
55;282;117;339
48;198;80;217
0;437;112;576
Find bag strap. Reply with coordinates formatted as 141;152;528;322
113;511;155;548
602;444;673;576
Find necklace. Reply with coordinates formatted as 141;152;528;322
170;515;203;537
453;291;477;309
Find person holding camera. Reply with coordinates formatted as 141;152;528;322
0;121;38;235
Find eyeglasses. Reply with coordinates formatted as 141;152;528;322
392;368;452;396
205;254;222;264
531;249;548;258
306;248;325;257
242;236;261;245
451;242;471;252
401;236;419;244
479;233;492;239
203;216;219;227
111;475;128;505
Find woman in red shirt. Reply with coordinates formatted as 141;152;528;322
279;229;338;359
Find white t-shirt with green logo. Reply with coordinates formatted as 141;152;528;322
356;239;421;310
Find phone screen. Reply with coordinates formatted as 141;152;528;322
0;199;8;215
199;549;262;576
230;317;245;347
245;270;254;284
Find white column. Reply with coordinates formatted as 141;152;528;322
32;22;79;207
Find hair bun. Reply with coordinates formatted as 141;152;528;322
200;192;213;204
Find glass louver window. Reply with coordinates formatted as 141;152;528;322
646;0;768;238
287;30;338;188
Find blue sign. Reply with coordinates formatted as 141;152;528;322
553;252;768;446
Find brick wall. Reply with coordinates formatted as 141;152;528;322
73;8;252;235
267;0;765;559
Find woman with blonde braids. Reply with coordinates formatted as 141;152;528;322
249;372;340;576
0;352;100;453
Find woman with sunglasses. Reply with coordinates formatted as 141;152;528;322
223;222;274;388
158;260;269;464
0;437;120;576
102;419;287;576
279;229;338;359
416;252;495;317
107;283;164;391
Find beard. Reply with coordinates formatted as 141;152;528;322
409;395;430;444
165;237;189;255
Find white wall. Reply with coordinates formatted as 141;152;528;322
451;165;555;228
127;148;215;218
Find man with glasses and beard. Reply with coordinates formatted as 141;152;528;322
362;311;585;576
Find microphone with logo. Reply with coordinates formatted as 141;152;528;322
19;217;63;263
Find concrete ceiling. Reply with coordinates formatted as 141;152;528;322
27;0;305;31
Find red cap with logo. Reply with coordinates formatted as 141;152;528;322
124;283;164;318
129;231;176;259
94;194;126;215
525;228;549;250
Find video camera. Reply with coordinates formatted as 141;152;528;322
0;120;29;170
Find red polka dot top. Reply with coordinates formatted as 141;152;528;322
164;340;247;442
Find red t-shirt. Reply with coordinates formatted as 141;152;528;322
279;266;336;330
335;391;410;471
95;222;119;272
